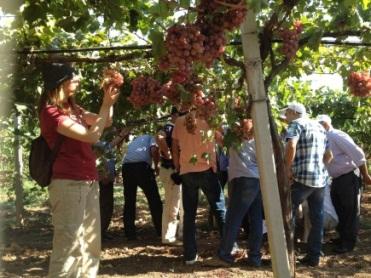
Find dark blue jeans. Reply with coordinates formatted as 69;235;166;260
181;169;226;261
291;181;324;262
218;177;263;265
331;171;360;250
122;162;163;238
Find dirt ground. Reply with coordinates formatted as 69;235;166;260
1;188;371;278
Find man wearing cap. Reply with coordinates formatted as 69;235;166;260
317;114;371;253
283;102;332;267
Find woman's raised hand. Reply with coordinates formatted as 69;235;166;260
102;83;120;107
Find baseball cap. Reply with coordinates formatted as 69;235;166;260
42;63;76;92
317;114;332;125
280;102;307;119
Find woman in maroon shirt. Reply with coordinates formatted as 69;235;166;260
39;63;120;277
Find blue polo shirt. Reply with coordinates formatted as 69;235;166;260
123;135;157;165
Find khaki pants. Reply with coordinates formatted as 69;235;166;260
159;167;183;243
48;180;101;278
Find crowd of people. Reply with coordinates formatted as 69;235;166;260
39;63;370;277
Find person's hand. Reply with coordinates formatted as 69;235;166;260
102;83;120;107
363;173;371;186
174;162;180;173
119;127;130;138
286;167;294;185
154;166;160;176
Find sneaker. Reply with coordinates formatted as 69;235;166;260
185;254;199;265
204;256;232;267
248;258;271;267
297;256;319;267
163;239;182;246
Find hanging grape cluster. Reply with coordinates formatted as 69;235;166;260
101;68;124;89
127;76;163;109
348;71;371;98
159;81;181;105
197;23;227;68
193;94;217;120
278;20;303;60
159;0;247;79
197;0;247;32
161;24;206;76
154;0;247;129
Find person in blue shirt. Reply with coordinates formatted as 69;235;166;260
121;134;163;240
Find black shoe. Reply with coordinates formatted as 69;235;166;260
332;246;353;254
297;256;319;267
102;233;114;241
126;235;137;241
328;238;341;245
246;258;271;267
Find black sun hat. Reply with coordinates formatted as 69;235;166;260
42;63;76;92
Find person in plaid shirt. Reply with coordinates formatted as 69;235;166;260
282;102;333;267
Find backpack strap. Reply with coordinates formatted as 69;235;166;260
50;134;65;162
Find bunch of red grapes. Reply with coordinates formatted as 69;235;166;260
159;0;246;75
192;92;217;120
278;20;303;60
127;76;163;109
197;0;247;31
155;0;247;115
161;24;206;76
348;71;371;98
101;68;124;89
159;80;181;105
197;23;227;67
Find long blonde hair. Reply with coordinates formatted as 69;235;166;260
38;82;77;116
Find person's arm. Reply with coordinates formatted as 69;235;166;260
284;139;297;182
150;145;160;176
359;163;371;186
57;85;119;143
109;127;130;148
80;106;113;128
156;131;172;160
323;149;333;164
172;138;180;172
215;128;224;147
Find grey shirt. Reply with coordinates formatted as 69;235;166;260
228;139;259;181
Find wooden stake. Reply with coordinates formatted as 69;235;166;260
240;9;292;277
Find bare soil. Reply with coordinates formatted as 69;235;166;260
1;188;371;278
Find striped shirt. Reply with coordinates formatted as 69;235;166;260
286;118;328;188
